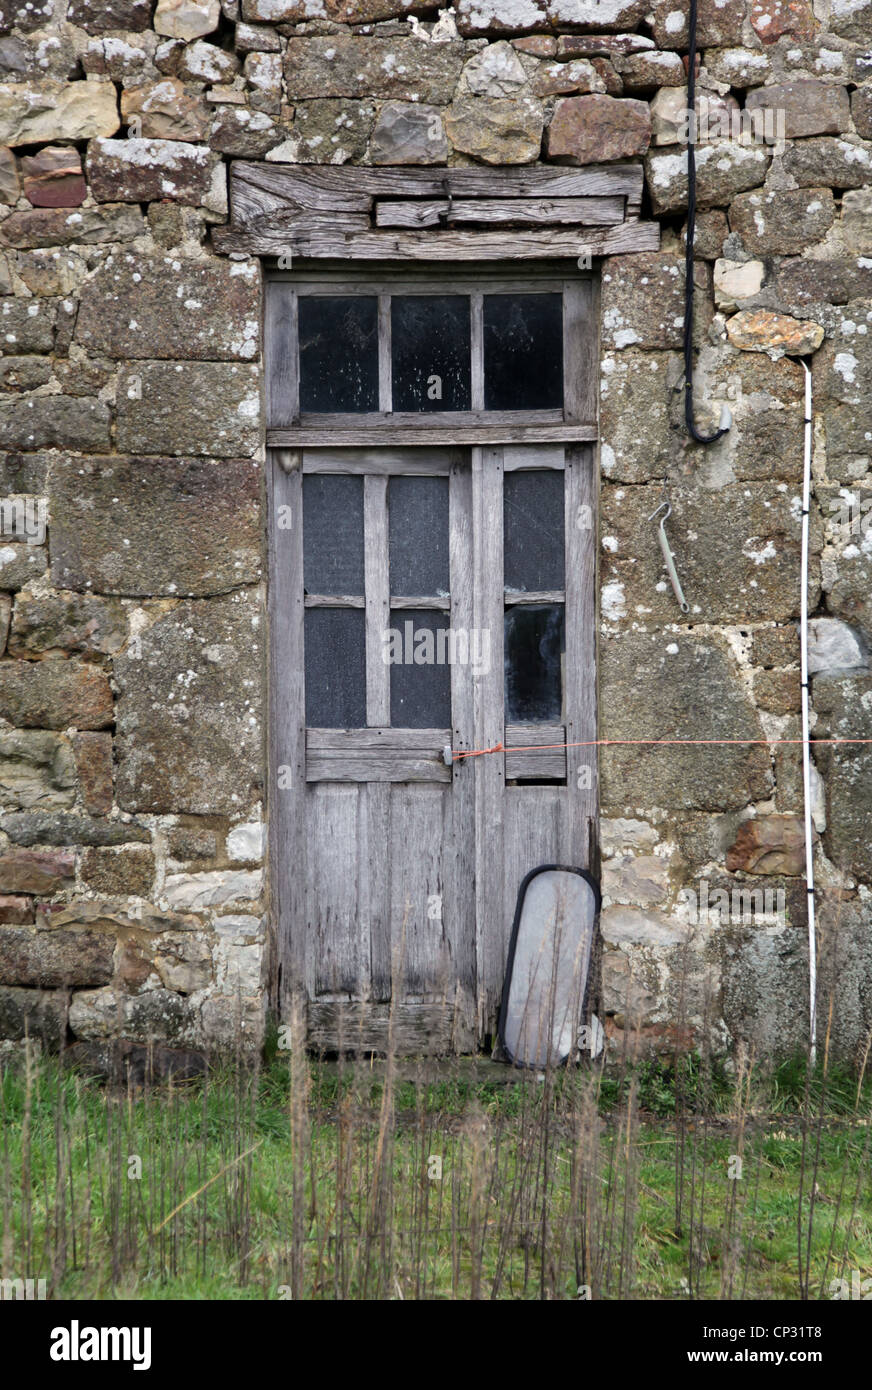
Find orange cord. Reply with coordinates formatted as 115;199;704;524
451;736;872;761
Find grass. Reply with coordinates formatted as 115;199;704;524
2;1037;872;1301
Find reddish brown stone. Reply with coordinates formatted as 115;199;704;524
512;35;556;56
0;896;34;925
725;815;807;876
0;660;114;730
20;145;86;208
0;849;75;894
72;732;113;815
556;35;655;59
545;94;650;165
750;0;815;43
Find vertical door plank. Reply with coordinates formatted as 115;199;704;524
473;445;506;1037
504;786;563;879
306;784;363;996
367;781;392;1001
447;456;477;1028
388;785;448;997
565;444;598;870
268;448;306;1014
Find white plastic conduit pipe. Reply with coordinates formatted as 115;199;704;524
799;359;817;1067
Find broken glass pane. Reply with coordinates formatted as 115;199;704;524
303;474;365;595
499;867;598;1068
503;470;565;593
389;475;450;596
305;608;366;728
483;293;563;411
391;296;471;412
504;603;564;722
388;610;452;728
298;296;378;413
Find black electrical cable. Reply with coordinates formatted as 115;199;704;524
684;0;730;445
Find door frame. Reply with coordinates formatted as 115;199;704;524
265;263;600;1042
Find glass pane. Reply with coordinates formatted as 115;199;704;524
388;610;452;728
305;608;366;728
391;296;471;412
483;294;563;411
303;474;364;595
389;475;449;596
505;603;564;722
298;296;378;413
504;470;564;593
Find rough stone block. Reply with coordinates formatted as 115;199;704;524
0;848;75;893
0;81;119;146
601;480;814;626
646;141;770;215
0;660;113;731
20;145;85;208
601;253;685;350
50;455;262;598
86;137;222;206
115;363;261;457
782;136;872;189
68;0;154;30
81;846;155;897
599;632;771;813
115;591;263;815
121;79;212;142
813;674;872;880
0;927;114;987
0;730;77;811
76;253;260;362
729;186;835;255
545;94;650;164
746;80;850;138
282;36;464;103
72;733;113;815
0;396;111;452
0;204;145;249
446;96;543;164
0;811;148;847
9;592;127;658
0;985;67;1045
370;102;449;165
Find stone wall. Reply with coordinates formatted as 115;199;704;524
0;0;870;1065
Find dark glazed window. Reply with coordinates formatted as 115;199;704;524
303;474;365;595
504;604;564;722
483;294;563;411
304;608;366;728
389;475;450;596
391;296;471;412
388;610;452;728
298;296;378;413
503;470;565;592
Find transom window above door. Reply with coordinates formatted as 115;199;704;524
265;270;596;445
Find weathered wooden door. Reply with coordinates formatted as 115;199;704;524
267;271;597;1052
